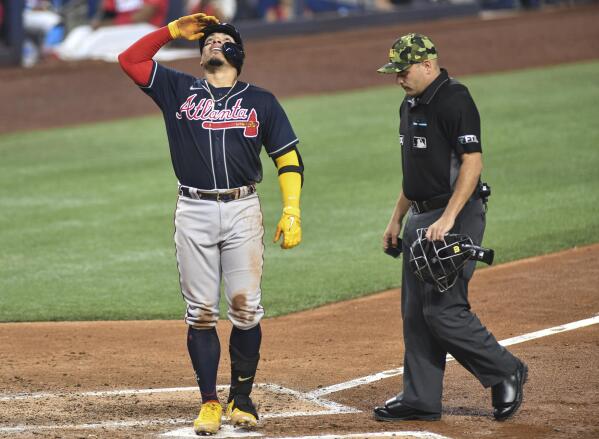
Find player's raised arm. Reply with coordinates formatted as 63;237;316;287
273;148;303;249
118;13;219;86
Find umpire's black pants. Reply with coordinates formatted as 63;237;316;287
400;198;519;413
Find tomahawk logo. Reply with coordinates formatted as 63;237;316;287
202;109;259;138
176;97;259;137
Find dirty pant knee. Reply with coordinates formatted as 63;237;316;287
185;302;220;328
228;302;264;330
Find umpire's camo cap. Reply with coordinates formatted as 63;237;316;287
377;33;438;74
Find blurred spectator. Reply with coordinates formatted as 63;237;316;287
296;0;375;18
519;0;540;8
302;0;362;16
253;0;372;21
24;1;62;39
56;0;170;61
61;0;98;33
186;0;236;23
257;0;292;21
23;0;64;66
372;0;394;11
0;7;4;46
387;0;411;5
92;0;169;28
88;0;101;16
234;0;261;20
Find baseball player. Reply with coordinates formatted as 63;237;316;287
375;34;527;422
118;15;303;435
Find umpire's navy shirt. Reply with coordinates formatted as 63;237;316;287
400;68;482;202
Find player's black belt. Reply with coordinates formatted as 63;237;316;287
178;184;256;202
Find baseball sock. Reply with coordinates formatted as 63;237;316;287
229;324;261;398
187;326;220;403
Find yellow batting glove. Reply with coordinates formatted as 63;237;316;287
167;13;219;41
273;206;301;249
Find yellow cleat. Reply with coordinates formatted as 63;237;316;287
193;401;223;435
226;394;259;428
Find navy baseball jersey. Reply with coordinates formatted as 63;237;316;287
142;62;299;189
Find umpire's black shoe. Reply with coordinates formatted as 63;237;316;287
374;396;441;422
492;361;528;421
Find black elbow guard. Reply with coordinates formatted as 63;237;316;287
277;147;304;186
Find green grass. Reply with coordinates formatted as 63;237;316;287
1;61;598;322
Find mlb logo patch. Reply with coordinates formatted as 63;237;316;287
400;135;404;147
413;137;427;149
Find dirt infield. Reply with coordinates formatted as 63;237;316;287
1;244;598;438
1;5;599;439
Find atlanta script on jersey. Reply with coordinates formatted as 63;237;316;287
142;62;299;190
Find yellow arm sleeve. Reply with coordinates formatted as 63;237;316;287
274;150;302;216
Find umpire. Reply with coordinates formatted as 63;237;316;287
375;34;527;422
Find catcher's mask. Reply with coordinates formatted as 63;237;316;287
409;228;494;293
198;23;245;74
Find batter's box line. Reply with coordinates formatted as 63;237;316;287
257;383;360;416
0;383;359;435
0;386;201;402
266;433;451;439
0;383;357;415
0;383;359;414
0;418;190;435
163;427;452;439
4;316;597;435
307;314;599;398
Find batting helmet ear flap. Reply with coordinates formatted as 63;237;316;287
222;42;245;74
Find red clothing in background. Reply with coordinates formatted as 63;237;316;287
102;0;169;27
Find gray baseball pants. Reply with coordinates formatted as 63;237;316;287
400;198;519;413
174;192;265;330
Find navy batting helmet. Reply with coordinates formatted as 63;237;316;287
198;23;245;74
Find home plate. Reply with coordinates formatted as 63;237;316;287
161;383;358;437
163;424;261;437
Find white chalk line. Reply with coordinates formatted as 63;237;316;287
2;315;597;435
258;383;359;414
308;314;599;397
273;433;451;439
0;383;354;414
0;383;358;434
0;385;202;402
163;428;450;439
2;418;189;433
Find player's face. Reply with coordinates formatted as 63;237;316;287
201;32;236;67
395;62;434;97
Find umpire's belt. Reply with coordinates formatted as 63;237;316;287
410;193;452;214
179;184;256;202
